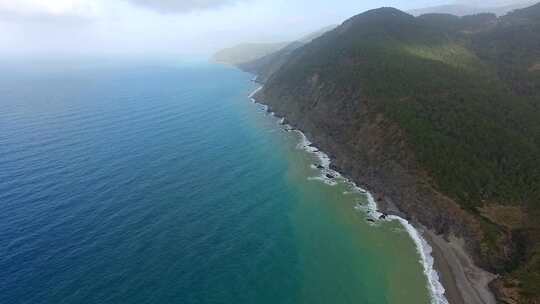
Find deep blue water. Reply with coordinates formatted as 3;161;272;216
0;60;432;304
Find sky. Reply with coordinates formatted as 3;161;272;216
0;0;529;58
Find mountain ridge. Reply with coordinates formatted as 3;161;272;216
409;0;537;16
212;26;336;67
212;42;289;65
242;4;540;303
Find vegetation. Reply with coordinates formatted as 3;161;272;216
261;5;540;301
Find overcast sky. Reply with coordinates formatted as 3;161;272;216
0;0;528;58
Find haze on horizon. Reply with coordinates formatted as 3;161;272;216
0;0;531;58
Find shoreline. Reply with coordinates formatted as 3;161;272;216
248;83;499;304
248;85;451;304
425;231;497;304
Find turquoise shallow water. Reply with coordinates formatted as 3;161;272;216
0;59;432;304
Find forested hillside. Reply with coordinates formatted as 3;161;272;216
247;4;540;303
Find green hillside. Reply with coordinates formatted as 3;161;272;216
256;5;540;302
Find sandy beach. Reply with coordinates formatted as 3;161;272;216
424;230;498;304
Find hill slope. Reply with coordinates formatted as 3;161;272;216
216;26;335;75
409;0;537;16
248;5;540;303
212;42;289;65
238;25;337;83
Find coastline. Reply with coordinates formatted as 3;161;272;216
248;84;498;304
424;231;497;304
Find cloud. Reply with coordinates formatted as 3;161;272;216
0;0;102;24
0;11;90;26
126;0;248;13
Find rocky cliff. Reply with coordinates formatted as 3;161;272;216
244;5;540;303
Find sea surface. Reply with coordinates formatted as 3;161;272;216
0;59;434;304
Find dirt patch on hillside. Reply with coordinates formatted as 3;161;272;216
528;63;540;72
478;205;524;229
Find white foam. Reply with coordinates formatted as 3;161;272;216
249;86;263;99
247;84;448;304
348;183;447;303
294;130;331;169
365;192;381;217
356;190;447;303
308;176;338;186
387;215;449;304
293;130;346;186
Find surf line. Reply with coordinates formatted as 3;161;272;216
248;85;449;304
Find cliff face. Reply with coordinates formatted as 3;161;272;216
257;77;482;235
246;5;540;303
254;62;504;272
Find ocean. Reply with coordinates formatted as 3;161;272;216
0;59;440;304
